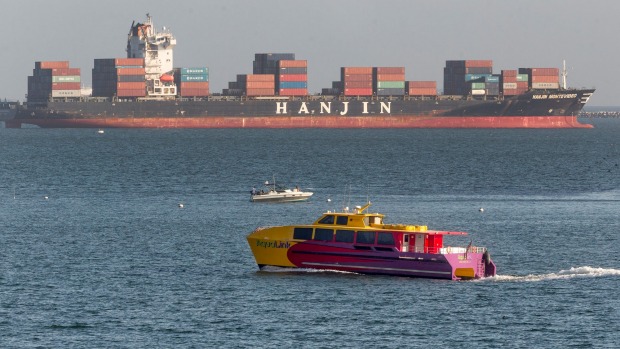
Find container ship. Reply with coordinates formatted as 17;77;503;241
7;14;595;129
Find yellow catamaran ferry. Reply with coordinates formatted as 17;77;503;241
247;203;496;280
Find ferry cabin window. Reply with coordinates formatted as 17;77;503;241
336;216;348;225
356;231;376;244
377;232;395;245
318;215;335;224
314;228;334;242
335;230;355;243
293;227;313;240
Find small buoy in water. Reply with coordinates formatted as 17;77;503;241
178;203;184;208
43;195;49;200
97;129;104;134
327;198;331;203
479;207;484;212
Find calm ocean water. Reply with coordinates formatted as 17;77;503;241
1;119;619;348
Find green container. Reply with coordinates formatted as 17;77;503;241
516;74;529;82
377;81;405;88
471;82;486;89
52;75;81;83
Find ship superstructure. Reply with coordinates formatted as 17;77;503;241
126;14;177;98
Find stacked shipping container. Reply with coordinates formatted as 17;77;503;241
406;81;437;96
373;67;405;96
28;61;81;101
253;53;295;75
444;60;493;95
277;60;308;96
92;58;145;97
174;67;209;97
342;67;373;96
519;68;560;90
500;70;529;96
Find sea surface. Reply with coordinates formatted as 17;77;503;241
1;119;619;348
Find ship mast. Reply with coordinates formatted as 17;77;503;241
561;60;568;90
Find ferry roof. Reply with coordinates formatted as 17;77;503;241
313;202;467;235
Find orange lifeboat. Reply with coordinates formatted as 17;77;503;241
160;74;174;82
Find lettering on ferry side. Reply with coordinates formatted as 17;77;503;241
320;102;331;114
339;102;349;115
380;102;391;114
276;102;288;114
532;94;548;99
255;240;291;249
362;101;369;114
298;102;309;114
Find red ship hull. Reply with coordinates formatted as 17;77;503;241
6;115;592;129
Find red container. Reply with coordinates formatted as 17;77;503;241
407;81;437;88
531;75;559;83
117;89;146;97
344;88;373;96
342;74;373;82
49;68;81;76
502;77;517;83
278;88;307;96
117;68;146;76
179;88;209;97
117;82;145;90
179;82;209;89
36;61;70;69
245;74;275;82
114;58;145;67
341;67;373;75
530;68;559;76
247;81;276;89
246;88;275;96
502;70;517;77
516;81;528;89
278;74;308;82
278;60;308;68
374;67;405;74
465;60;493;68
375;74;405;81
407;88;437;96
344;81;373;88
51;82;80;90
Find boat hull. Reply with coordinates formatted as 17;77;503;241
6;115;591;129
9;89;595;128
250;193;313;203
247;228;495;280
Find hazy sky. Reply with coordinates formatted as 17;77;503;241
2;0;619;105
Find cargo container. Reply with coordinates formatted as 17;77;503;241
278;88;307;96
278;60;308;68
278;74;307;82
376;88;405;96
374;67;405;74
51;90;81;98
35;61;70;69
407;87;437;96
344;88;373;96
246;88;275;97
52;76;81;83
377;81;405;89
531;82;560;89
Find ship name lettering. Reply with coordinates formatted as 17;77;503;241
532;95;548;99
320;102;331;114
362;101;369;114
256;240;290;249
298;102;309;114
275;102;287;114
340;102;349;115
548;94;577;99
380;102;391;114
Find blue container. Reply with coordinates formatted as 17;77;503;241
181;74;209;82
278;81;307;89
465;74;492;82
484;75;500;83
181;67;208;75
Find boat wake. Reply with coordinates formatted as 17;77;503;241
259;265;357;275
486;266;620;282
